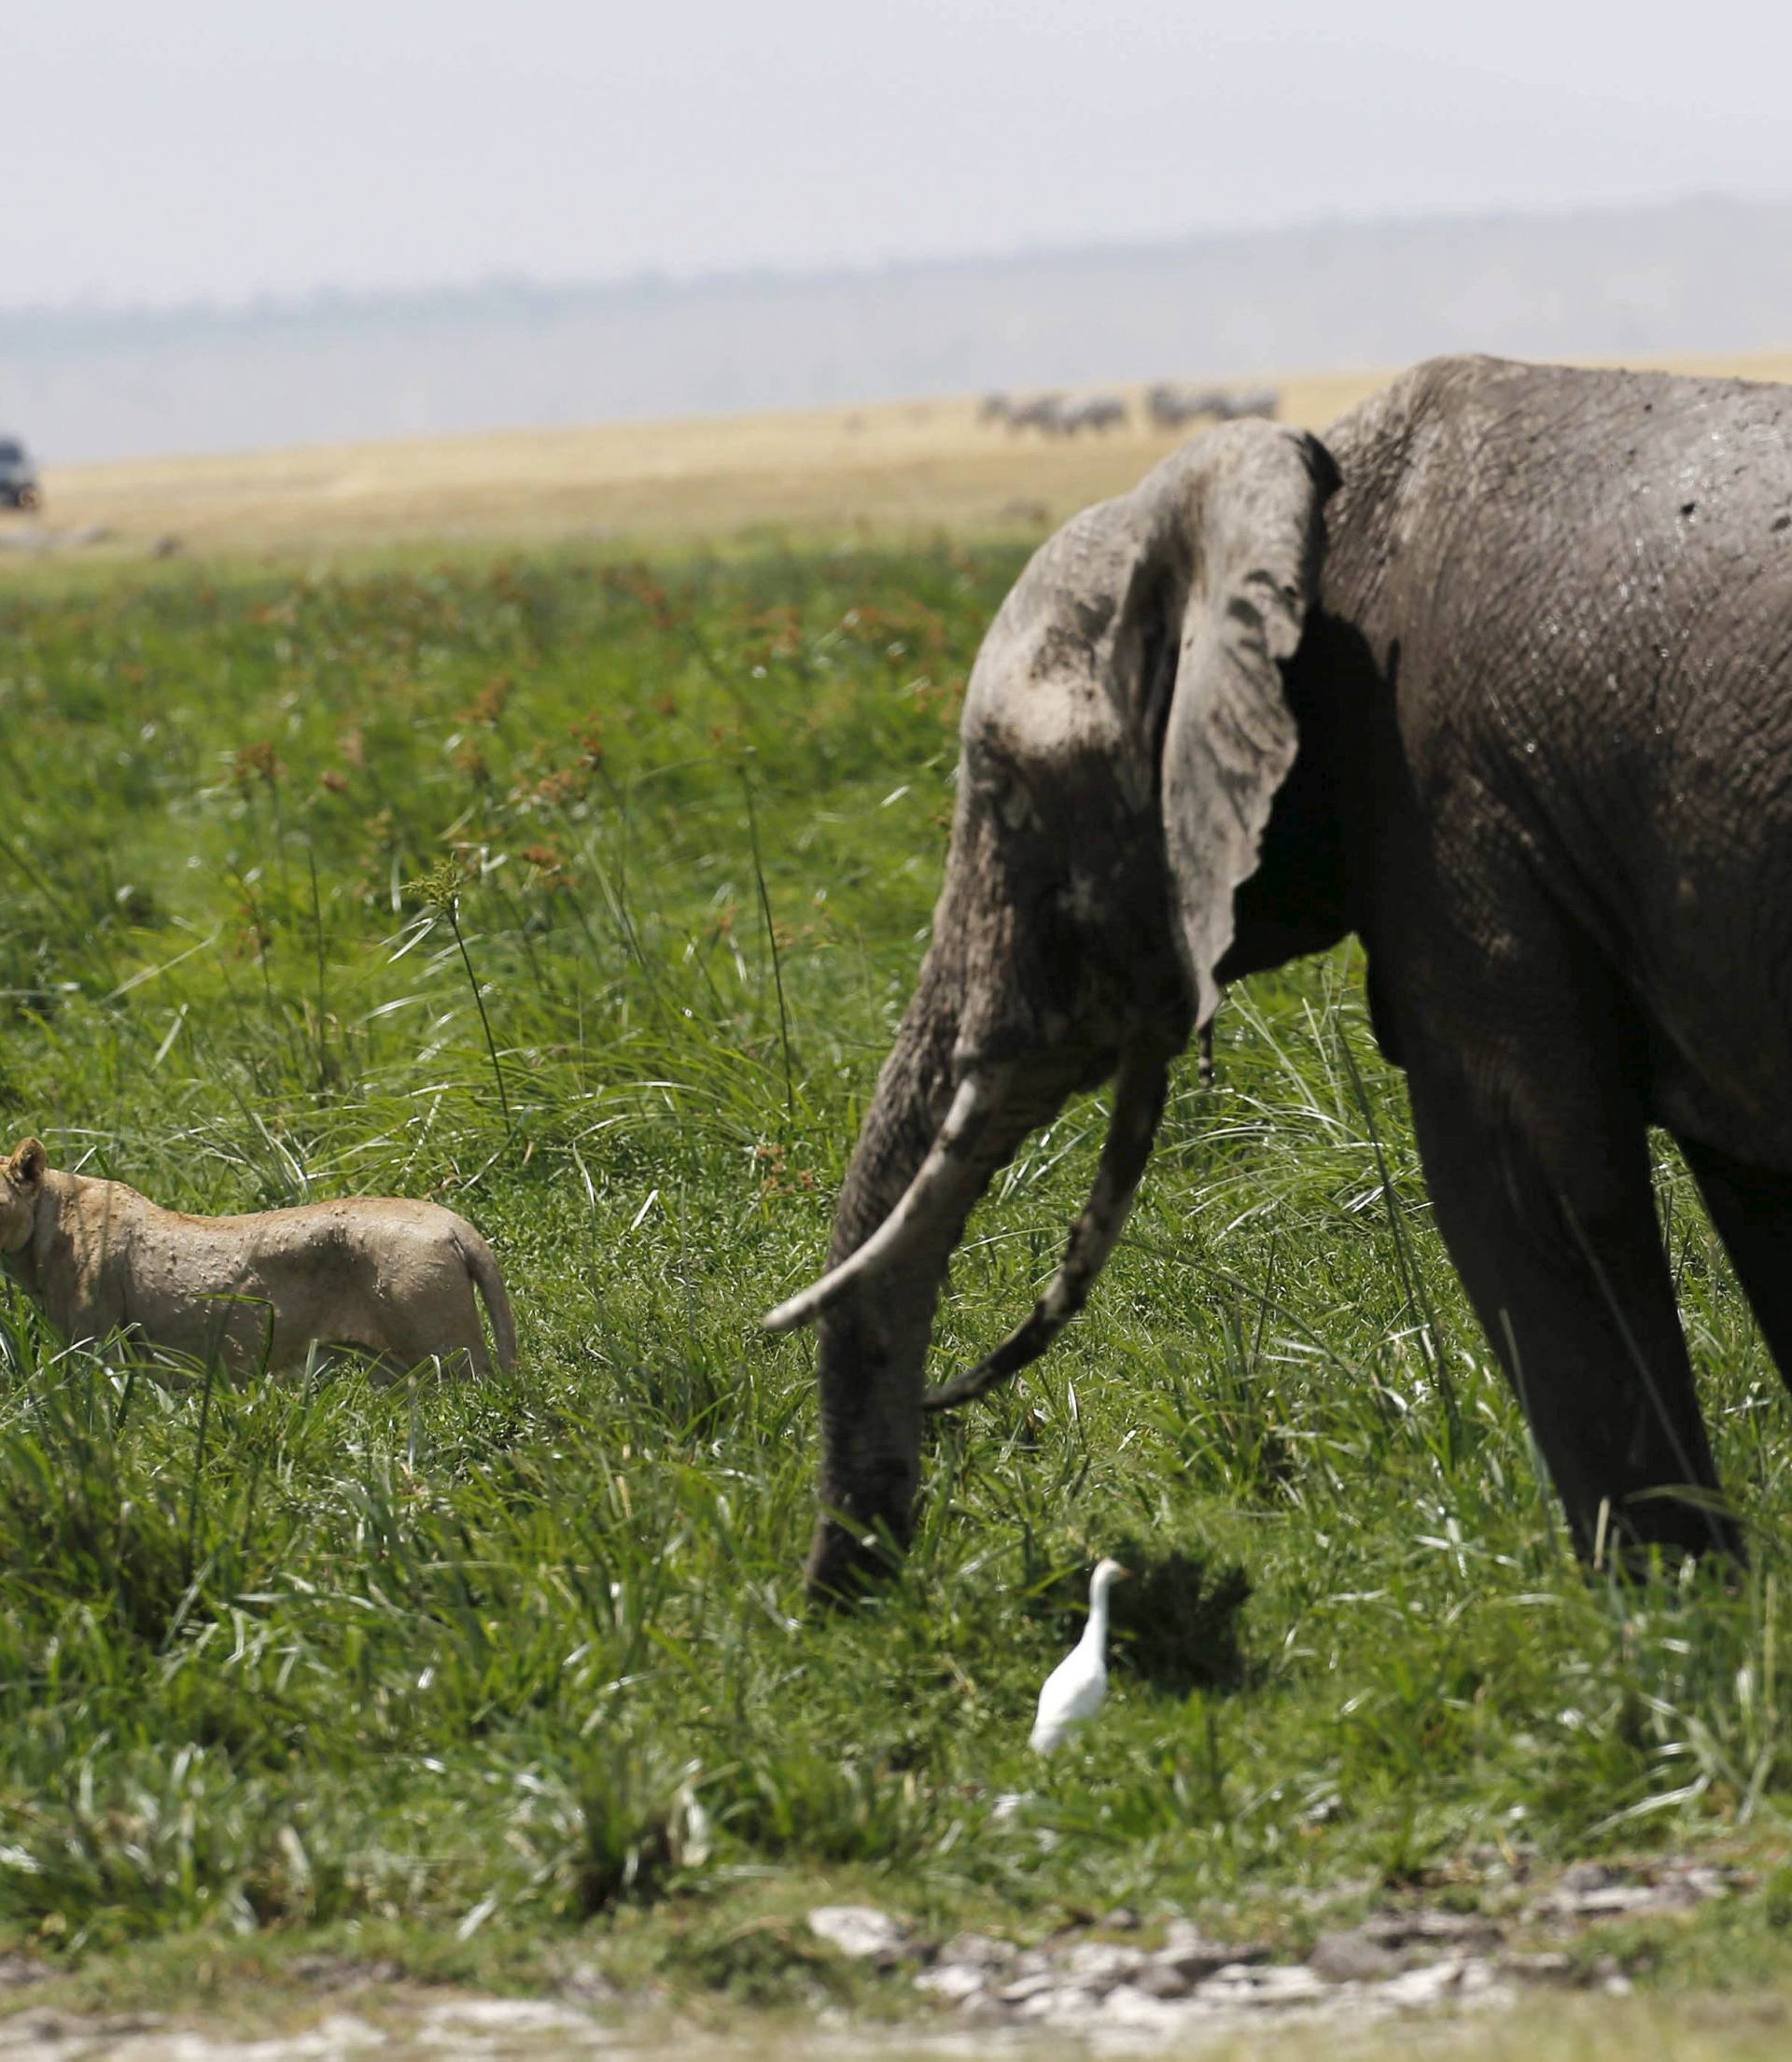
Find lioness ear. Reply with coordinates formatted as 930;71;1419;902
8;1139;46;1188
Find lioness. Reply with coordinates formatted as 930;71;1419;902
0;1139;516;1377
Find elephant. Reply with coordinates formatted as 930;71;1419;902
1004;394;1069;435
1063;394;1129;434
1210;385;1281;422
1147;383;1279;429
764;352;1792;1599
1145;382;1212;428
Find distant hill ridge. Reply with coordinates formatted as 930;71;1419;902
6;192;1791;463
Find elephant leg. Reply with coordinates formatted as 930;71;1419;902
1404;1057;1737;1566
1676;1137;1792;1387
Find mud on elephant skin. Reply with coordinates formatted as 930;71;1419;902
765;353;1792;1598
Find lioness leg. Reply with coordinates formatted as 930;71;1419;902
376;1260;493;1379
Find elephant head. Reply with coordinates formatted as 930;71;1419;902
765;421;1339;1598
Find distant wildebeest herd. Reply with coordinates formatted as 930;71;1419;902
977;383;1281;436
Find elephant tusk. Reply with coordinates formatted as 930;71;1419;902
762;1065;1015;1334
920;1049;1169;1410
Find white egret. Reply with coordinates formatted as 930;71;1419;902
1029;1558;1128;1754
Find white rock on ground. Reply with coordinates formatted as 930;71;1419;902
805;1905;911;1963
1058;1942;1145;1994
911;1964;987;2005
933;1932;1015;1971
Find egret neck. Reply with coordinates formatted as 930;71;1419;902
1084;1557;1126;1658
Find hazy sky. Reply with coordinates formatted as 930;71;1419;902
7;0;1790;308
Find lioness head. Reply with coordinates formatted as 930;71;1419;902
0;1140;47;1253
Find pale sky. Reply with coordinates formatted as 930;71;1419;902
7;0;1790;308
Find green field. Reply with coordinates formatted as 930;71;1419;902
1;540;1790;2026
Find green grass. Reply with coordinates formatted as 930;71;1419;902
0;540;1790;2012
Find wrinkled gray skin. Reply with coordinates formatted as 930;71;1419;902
777;354;1792;1598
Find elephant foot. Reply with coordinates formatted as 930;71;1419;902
805;1496;914;1607
1575;1488;1745;1582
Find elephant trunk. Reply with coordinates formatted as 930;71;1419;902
919;1045;1170;1412
762;1062;1017;1335
797;959;1061;1601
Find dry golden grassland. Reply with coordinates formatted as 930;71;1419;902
29;349;1792;558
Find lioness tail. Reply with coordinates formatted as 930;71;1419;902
458;1228;518;1372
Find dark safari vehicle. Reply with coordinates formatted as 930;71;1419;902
0;436;40;511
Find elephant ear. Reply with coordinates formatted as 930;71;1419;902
1153;422;1337;1029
